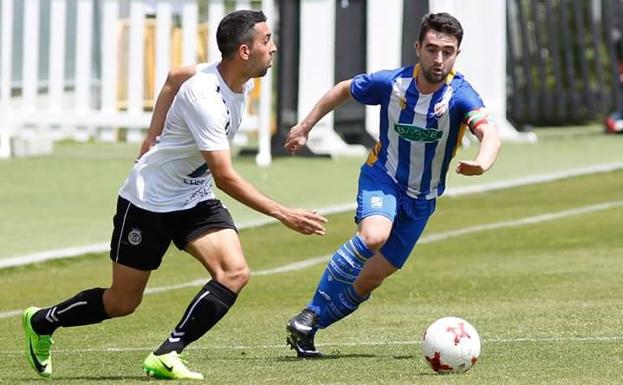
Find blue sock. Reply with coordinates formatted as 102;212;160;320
307;234;374;329
322;286;369;328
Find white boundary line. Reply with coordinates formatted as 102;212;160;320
2;198;622;320
1;335;622;355
2;162;623;269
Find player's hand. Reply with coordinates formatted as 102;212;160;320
137;135;157;159
455;160;485;176
284;124;310;155
278;208;327;235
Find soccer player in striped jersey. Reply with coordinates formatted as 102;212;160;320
284;12;501;357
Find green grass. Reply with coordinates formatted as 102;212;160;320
1;124;622;258
1;169;622;384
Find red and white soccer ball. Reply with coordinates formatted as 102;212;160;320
421;316;481;374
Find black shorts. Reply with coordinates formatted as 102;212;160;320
109;196;237;271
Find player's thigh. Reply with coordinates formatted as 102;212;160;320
170;199;248;289
355;165;399;247
105;262;151;314
379;198;436;269
109;261;151;294
170;199;238;253
109;196;172;271
185;228;248;283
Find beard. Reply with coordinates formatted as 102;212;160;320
254;66;269;78
421;65;449;85
248;59;272;78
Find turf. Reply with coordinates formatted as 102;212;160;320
1;169;622;384
1;124;622;259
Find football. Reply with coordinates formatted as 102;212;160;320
421;316;481;374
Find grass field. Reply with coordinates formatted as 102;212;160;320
1;124;622;260
1;165;622;384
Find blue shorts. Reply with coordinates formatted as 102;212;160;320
355;164;436;268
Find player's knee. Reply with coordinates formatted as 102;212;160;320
103;288;142;317
358;231;389;251
218;264;250;293
104;296;142;317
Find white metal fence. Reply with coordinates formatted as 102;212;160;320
0;0;274;165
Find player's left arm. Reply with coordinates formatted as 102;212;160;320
138;65;197;158
456;109;502;176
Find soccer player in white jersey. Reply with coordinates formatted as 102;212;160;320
284;12;501;357
22;10;327;380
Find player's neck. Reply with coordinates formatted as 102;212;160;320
416;73;444;95
217;61;248;94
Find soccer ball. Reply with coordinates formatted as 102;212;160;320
421;316;481;374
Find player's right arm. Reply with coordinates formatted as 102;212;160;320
284;79;353;154
138;65;197;158
202;149;327;235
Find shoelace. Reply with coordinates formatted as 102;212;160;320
171;353;191;368
178;355;189;366
36;336;53;356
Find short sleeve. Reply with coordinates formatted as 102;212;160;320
453;82;485;119
351;70;393;106
452;81;490;132
179;86;230;152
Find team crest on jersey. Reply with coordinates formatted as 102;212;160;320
432;86;453;118
128;228;143;246
394;123;443;142
399;96;407;110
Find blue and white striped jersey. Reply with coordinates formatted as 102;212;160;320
351;64;486;199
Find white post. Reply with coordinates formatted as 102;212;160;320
128;0;145;115
155;1;172;95
99;0;119;141
208;0;225;63
255;0;274;167
73;0;94;141
48;0;66;114
298;0;365;156
235;0;252;10
181;0;198;66
0;0;12;105
299;0;335;154
100;0;119;113
126;0;146;142
0;0;14;158
429;0;536;142
366;0;403;140
75;0;93;113
22;0;40;113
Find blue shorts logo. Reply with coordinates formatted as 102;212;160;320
393;123;442;142
370;196;383;208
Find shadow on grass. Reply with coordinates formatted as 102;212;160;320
275;352;378;362
13;375;150;382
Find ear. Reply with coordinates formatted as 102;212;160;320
239;43;251;60
415;41;421;58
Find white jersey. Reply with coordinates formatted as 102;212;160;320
119;62;254;212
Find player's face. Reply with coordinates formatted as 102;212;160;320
415;30;460;85
247;22;277;78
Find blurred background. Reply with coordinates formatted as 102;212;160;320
1;0;623;266
1;0;622;161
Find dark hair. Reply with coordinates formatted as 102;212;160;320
216;10;267;58
418;12;463;47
